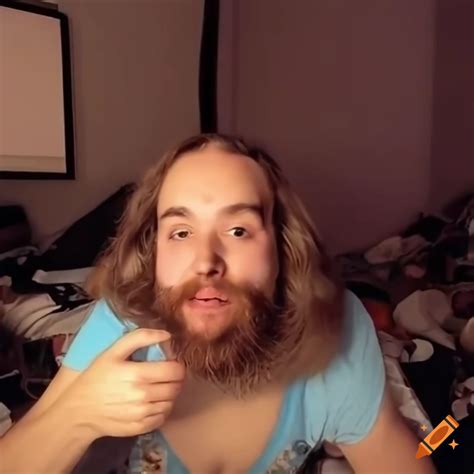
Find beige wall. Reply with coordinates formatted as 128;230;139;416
1;7;65;165
429;0;474;211
0;0;202;243
219;0;435;254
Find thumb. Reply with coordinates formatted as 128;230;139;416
103;328;171;361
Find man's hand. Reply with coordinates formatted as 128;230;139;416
338;391;437;473
56;329;185;439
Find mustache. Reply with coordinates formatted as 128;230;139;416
156;277;253;310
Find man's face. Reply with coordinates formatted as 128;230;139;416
155;145;279;342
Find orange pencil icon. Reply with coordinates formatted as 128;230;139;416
416;415;459;458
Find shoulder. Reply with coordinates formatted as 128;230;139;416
304;290;386;444
339;290;378;356
91;299;135;329
304;289;381;389
79;298;137;338
326;289;384;383
61;299;135;370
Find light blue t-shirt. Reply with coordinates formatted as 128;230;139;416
63;291;385;473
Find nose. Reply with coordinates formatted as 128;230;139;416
191;235;225;279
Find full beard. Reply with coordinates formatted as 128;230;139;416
152;278;303;396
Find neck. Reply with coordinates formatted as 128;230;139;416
185;370;284;402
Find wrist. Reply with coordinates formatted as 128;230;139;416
50;400;100;444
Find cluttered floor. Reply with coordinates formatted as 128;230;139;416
336;194;474;474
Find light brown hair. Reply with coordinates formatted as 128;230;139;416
88;133;344;375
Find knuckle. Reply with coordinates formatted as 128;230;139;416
127;367;142;384
129;420;145;435
170;362;186;380
145;414;165;431
129;412;166;435
161;383;181;401
161;401;174;414
138;404;151;418
178;365;186;379
136;387;149;403
172;382;183;397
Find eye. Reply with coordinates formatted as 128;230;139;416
229;227;248;238
170;230;190;240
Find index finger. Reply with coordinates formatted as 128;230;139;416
103;328;171;361
131;360;186;383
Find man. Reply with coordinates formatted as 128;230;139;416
1;134;435;473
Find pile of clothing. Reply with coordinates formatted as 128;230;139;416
0;188;133;406
336;194;474;474
0;246;94;404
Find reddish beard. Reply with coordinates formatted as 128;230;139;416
153;278;289;395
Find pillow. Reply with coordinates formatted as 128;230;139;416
37;185;134;271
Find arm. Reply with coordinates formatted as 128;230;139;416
0;366;97;473
0;328;182;474
338;391;436;474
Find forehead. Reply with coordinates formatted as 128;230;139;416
157;145;273;212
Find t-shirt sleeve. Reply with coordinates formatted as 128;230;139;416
62;299;129;371
323;290;386;444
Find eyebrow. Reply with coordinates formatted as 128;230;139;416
159;202;265;223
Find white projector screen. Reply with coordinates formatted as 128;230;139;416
0;1;74;179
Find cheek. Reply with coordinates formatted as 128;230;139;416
155;242;192;287
230;241;278;290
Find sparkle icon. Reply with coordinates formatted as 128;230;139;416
416;415;460;458
420;424;428;432
448;440;459;450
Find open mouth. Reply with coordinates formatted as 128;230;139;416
192;297;227;303
188;298;230;310
188;287;230;308
191;287;229;303
188;298;229;311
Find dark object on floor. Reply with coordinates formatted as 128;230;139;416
402;214;447;242
0;372;30;408
401;341;457;424
37;184;134;271
442;193;474;222
345;281;390;302
430;416;474;474
452;290;474;319
0;206;31;253
22;338;60;380
454;264;474;283
434;227;469;259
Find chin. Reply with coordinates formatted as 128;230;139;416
187;324;227;342
181;305;235;341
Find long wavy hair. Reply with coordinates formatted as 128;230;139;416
87;134;344;377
